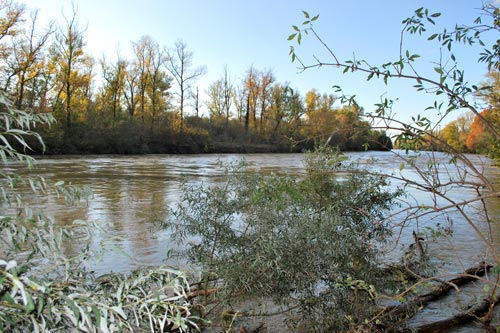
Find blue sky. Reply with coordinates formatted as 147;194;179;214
30;0;496;125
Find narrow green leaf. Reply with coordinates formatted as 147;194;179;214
25;294;35;314
111;306;127;320
37;297;45;316
92;305;101;328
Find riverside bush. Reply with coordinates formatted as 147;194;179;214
167;146;402;332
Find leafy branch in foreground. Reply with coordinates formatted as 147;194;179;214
0;91;199;332
289;6;500;142
289;2;500;331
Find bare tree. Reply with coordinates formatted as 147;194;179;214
190;85;201;118
166;39;206;133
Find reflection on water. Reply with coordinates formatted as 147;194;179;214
2;150;500;330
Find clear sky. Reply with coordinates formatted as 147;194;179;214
29;0;497;125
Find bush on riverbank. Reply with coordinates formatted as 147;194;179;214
164;146;403;331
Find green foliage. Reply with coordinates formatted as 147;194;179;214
0;92;199;332
0;93;55;164
166;147;401;331
0;262;197;332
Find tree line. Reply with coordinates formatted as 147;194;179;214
0;1;391;154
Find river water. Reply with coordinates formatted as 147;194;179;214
2;150;500;331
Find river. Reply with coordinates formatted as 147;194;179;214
2;150;500;331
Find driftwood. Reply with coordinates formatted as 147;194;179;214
381;262;493;333
390;261;498;333
384;262;491;315
409;297;496;333
413;261;492;307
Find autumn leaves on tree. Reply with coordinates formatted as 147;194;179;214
440;71;500;157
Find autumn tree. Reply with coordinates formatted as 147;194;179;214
99;55;126;126
439;112;473;152
206;66;233;130
2;9;53;110
0;0;25;59
130;36;152;128
467;68;500;158
466;109;492;153
123;60;138;119
257;68;274;131
302;89;337;143
233;84;246;123
50;7;90;128
267;83;304;141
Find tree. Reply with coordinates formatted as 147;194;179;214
123;60;138;119
242;65;259;133
3;9;53;110
302;89;337;143
439;112;473;152
99;55;127;125
206;66;233;130
145;42;170;132
167;39;206;133
190;85;201;118
0;0;25;60
466;109;492;153
267;83;304;140
130;35;152;128
257;68;274;131
50;6;89;128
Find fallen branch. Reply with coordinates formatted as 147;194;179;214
380;262;493;331
187;288;218;300
414;261;492;306
409;296;499;333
